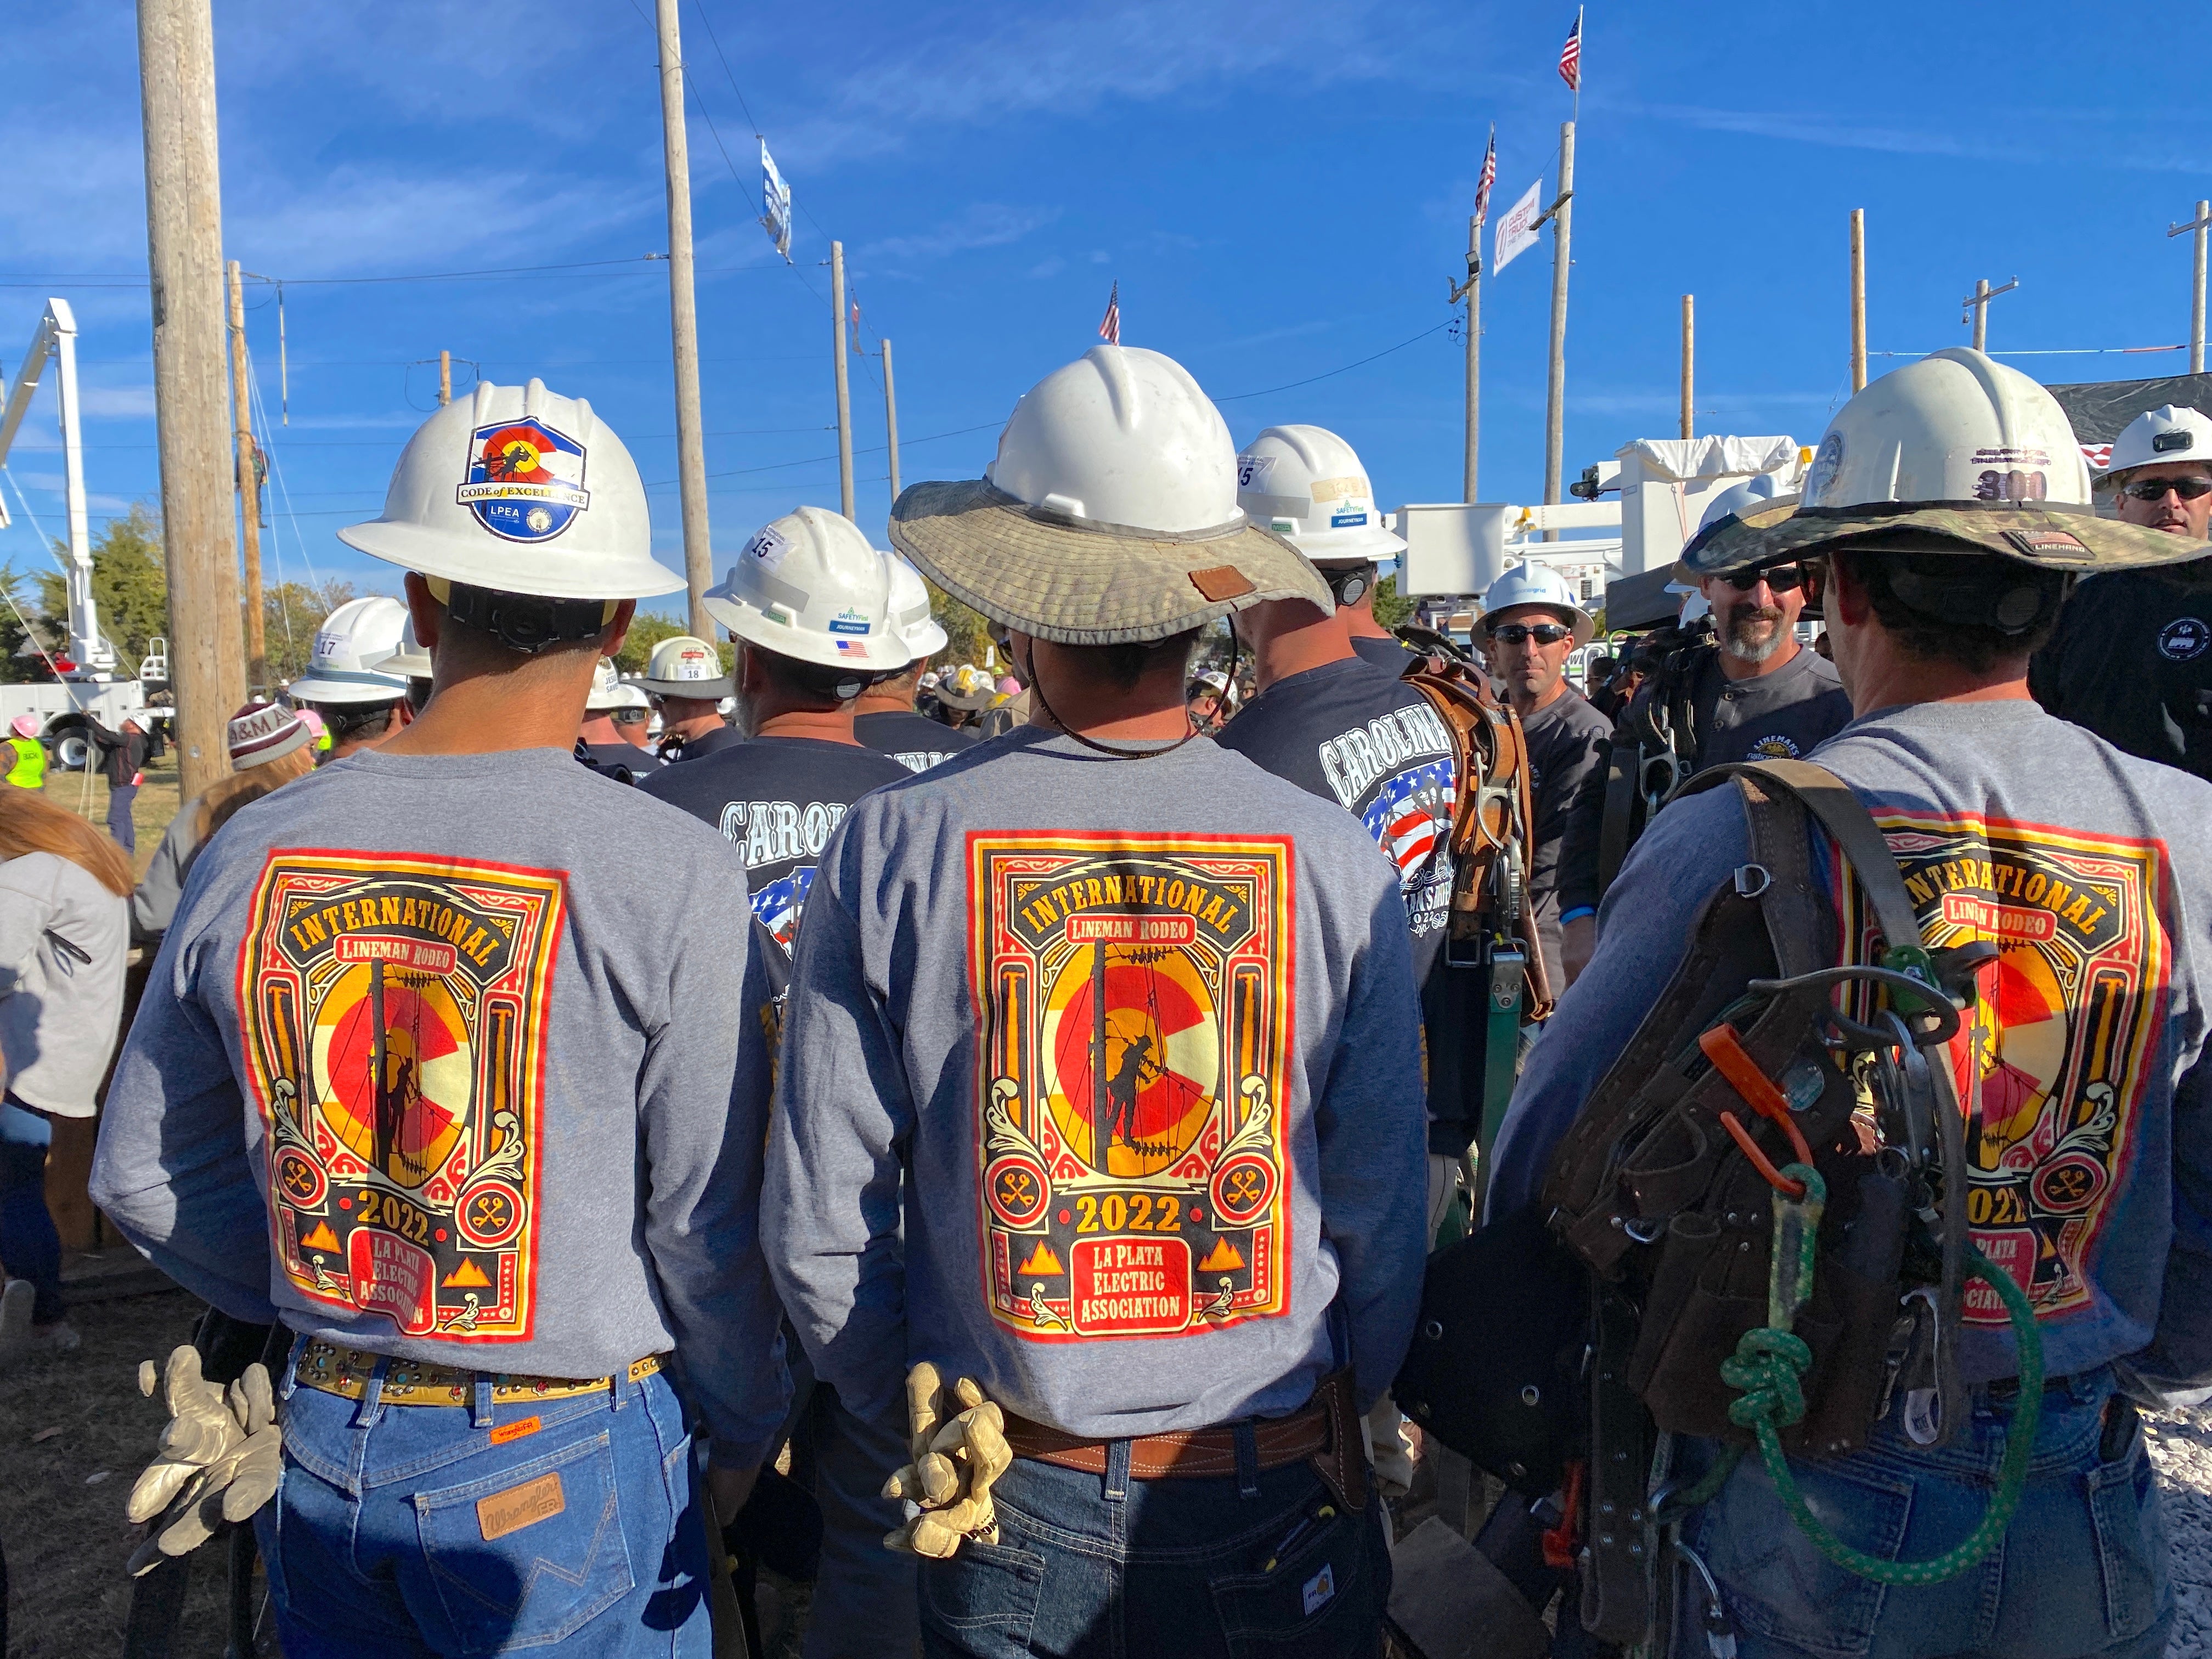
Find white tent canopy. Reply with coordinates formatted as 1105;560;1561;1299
1614;435;1799;484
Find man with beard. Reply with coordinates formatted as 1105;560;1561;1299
2033;404;2212;782
1559;479;1852;958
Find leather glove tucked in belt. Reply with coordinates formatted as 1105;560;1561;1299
881;1361;1012;1560
125;1346;283;1575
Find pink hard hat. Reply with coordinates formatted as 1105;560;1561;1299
9;715;40;740
995;675;1020;697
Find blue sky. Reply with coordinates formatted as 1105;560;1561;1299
3;0;2204;618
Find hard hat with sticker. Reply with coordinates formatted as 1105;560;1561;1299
457;418;591;544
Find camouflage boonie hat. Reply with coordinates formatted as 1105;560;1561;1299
1679;494;2198;578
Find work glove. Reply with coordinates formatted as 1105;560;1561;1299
124;1346;284;1576
881;1361;1013;1560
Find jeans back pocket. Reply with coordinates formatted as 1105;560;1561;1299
1209;1501;1388;1659
2086;1419;2171;1644
413;1429;635;1654
919;1536;1048;1658
1693;1453;1910;1659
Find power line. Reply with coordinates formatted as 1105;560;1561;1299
644;419;1001;487
1214;319;1455;402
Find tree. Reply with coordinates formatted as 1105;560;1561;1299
616;610;734;677
37;503;170;672
1371;574;1415;630
0;566;55;685
928;582;992;672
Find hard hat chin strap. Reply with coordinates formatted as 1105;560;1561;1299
424;577;618;656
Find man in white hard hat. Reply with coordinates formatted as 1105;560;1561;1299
92;379;787;1657
2033;403;2212;783
641;504;913;1659
577;657;661;781
1238;424;1414;673
1493;348;2212;1659
1183;666;1237;733
1474;562;1610;991
288;594;415;761
612;682;656;750
852;552;980;774
639;633;741;761
368;615;435;716
766;346;1425;1657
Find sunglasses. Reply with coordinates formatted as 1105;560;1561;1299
1487;622;1572;645
1720;563;1808;592
2123;476;2212;503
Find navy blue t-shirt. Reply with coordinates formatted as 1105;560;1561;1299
855;709;981;774
640;736;910;958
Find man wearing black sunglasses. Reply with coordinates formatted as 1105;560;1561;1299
2032;403;2212;784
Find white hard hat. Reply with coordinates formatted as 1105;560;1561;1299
704;506;911;672
339;378;682;600
886;551;949;657
584;657;625;712
1679;592;1712;625
1234;425;1407;565
2100;404;2212;483
289;596;410;705
1799;348;2094;514
613;682;651;713
1477;562;1596;646
1696;473;1784;534
638;634;735;699
368;614;433;678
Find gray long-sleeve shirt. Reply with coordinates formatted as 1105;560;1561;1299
90;746;788;1468
0;851;128;1118
1492;699;2212;1392
763;728;1430;1436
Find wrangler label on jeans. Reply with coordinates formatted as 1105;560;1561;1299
1837;813;2169;1324
968;834;1294;1340
238;851;566;1340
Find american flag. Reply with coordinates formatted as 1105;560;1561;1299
1099;281;1121;346
1474;129;1498;225
1558;9;1582;91
834;638;870;656
2081;443;2113;471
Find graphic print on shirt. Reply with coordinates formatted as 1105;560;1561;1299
1319;701;1455;938
1837;814;2169;1325
237;853;565;1341
969;834;1293;1341
717;799;851;953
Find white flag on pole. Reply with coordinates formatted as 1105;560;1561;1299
1493;177;1545;273
760;139;794;262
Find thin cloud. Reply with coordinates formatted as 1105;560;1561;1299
1615;99;2033;163
863;205;1062;264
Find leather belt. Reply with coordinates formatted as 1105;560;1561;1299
1000;1370;1367;1510
292;1339;661;1407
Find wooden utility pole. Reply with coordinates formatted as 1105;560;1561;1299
1679;294;1695;441
882;337;902;504
1541;121;1575;540
1849;209;1867;392
2169;201;2211;375
831;241;855;521
139;0;244;800
1449;213;1482;501
1962;277;2019;352
225;261;264;689
438;349;452;407
654;0;714;641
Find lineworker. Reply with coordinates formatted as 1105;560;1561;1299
1239;426;1415;676
577;658;661;781
287;595;414;761
1492;349;2209;1659
368;616;435;715
766;345;1424;1657
1472;561;1610;991
612;683;655;749
639;634;740;761
87;715;149;854
4;716;46;792
1184;667;1237;733
642;504;913;1659
853;554;980;773
2032;403;2212;782
92;379;788;1656
1558;477;1852;979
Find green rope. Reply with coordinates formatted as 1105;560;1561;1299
1702;1160;2047;1585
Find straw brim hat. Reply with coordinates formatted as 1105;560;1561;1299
934;682;1000;710
888;481;1334;646
1681;494;2198;577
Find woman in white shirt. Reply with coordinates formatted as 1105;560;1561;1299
0;788;130;1363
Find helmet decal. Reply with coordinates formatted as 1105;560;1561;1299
457;417;590;544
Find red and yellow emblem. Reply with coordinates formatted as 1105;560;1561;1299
236;851;566;1341
968;833;1295;1342
1838;813;2169;1325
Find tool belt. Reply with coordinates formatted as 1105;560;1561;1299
1001;1370;1367;1511
293;1339;662;1406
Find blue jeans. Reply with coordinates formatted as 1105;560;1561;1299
106;781;137;855
258;1340;711;1657
800;1384;918;1659
917;1451;1390;1659
1681;1367;2172;1659
0;1101;60;1325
